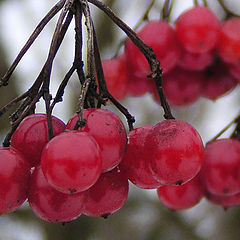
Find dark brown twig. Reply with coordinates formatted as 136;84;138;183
88;0;174;120
0;0;66;87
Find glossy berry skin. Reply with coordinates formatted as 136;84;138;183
0;147;30;214
102;55;127;100
125;20;180;78
11;114;65;167
41;131;102;194
217;18;240;63
66;109;127;172
206;191;240;209
176;6;220;53
203;61;237;100
83;167;129;217
145;120;204;186
152;67;204;106
157;174;204;210
121;125;161;189
201;139;240;196
28;166;86;223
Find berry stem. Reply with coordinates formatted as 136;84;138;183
114;0;155;57
50;65;76;112
162;0;173;21
74;1;85;85
207;114;240;144
74;78;91;130
92;25;135;131
0;0;66;88
88;0;174;120
2;90;43;147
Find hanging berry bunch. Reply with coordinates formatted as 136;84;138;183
0;0;239;224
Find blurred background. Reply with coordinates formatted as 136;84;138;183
0;0;240;239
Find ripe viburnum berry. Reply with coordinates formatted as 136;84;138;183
0;147;30;214
201;138;240;196
145;120;204;185
41;131;102;194
66;108;127;172
178;48;214;71
28;166;86;222
152;67;204;106
203;61;237;100
102;55;128;100
83;167;129;217
11;114;65;167
176;6;220;53
206;191;240;209
121;125;161;189
157;174;204;210
125;20;180;78
217;18;240;63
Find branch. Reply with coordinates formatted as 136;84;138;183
88;0;174;120
0;0;66;87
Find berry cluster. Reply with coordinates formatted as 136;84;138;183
0;110;129;222
103;6;240;105
121;123;240;211
0;109;210;221
121;120;206;210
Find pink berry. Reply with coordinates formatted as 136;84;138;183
102;55;127;100
203;61;237;100
152;67;204;106
178;48;214;71
83;167;129;217
206;191;240;209
157;174;204;210
41;131;102;194
228;61;240;82
201;138;240;196
11;114;65;167
125;20;180;78
126;74;154;97
66;108;127;172
121;125;161;189
217;18;240;63
176;6;220;53
28;166;86;222
0;147;30;214
145;120;204;185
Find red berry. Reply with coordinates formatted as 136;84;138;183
125;20;180;78
145;120;204;185
83;167;129;217
217;18;240;63
203;61;237;100
176;6;220;53
201;138;240;196
102;55;127;100
178;48;214;71
157;174;204;210
228;61;240;82
11;114;65;167
126;74;154;97
28;166;86;222
152;67;204;106
121;125;161;189
66;109;127;172
41;131;102;194
0;147;30;214
206;191;240;209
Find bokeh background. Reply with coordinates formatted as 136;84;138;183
0;0;240;239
